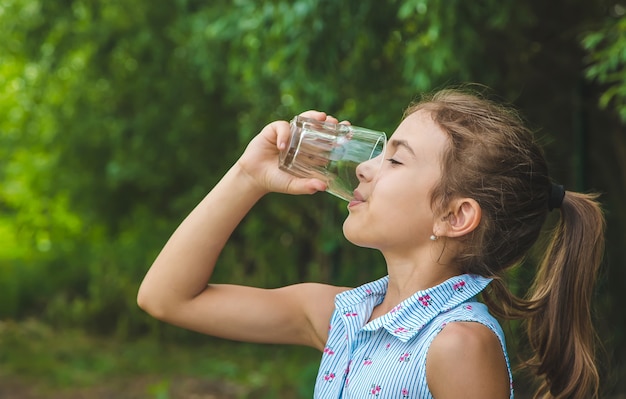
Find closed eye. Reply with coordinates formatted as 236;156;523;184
387;158;402;165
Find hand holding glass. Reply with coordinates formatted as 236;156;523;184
278;116;387;201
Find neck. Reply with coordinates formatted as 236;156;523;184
376;250;460;315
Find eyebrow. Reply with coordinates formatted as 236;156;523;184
389;139;416;156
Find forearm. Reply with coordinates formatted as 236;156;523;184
137;163;266;315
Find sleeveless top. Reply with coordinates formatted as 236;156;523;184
313;274;514;398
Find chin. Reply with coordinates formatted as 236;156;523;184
342;217;356;242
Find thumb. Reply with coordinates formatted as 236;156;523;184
288;178;327;195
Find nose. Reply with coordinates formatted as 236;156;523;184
356;153;384;182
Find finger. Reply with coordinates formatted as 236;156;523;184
271;121;291;151
299;110;327;121
339;120;352;126
302;179;327;195
325;115;339;124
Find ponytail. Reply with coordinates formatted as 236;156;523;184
524;191;605;398
484;192;604;398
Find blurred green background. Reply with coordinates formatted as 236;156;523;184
1;0;625;398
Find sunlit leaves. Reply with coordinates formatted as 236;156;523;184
583;10;626;121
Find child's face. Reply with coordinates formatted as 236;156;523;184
343;109;449;254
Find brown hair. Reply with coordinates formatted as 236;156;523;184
407;88;605;399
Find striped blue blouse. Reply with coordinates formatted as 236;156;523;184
313;274;513;398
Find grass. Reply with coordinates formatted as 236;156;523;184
0;319;321;398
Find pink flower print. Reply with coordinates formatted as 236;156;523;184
464;304;473;311
390;304;402;314
370;384;382;396
323;346;335;355
402;388;409;398
418;294;432;306
453;280;466;292
344;310;358;317
324;372;335;382
344;360;352;375
385;343;391;350
399;352;411;362
363;357;373;366
365;289;373;295
394;327;407;334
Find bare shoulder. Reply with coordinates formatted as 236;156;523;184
426;321;509;398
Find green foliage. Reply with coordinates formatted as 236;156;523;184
583;8;626;121
0;0;625;395
2;0;534;331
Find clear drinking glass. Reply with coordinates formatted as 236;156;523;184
278;115;387;201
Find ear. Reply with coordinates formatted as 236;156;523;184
435;198;482;238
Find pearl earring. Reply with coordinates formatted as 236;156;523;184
429;234;438;241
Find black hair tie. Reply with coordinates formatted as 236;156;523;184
548;183;565;211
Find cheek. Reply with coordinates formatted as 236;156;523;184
378;190;435;237
342;176;436;246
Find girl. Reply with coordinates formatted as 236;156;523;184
138;89;605;398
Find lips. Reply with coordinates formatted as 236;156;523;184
348;190;366;208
